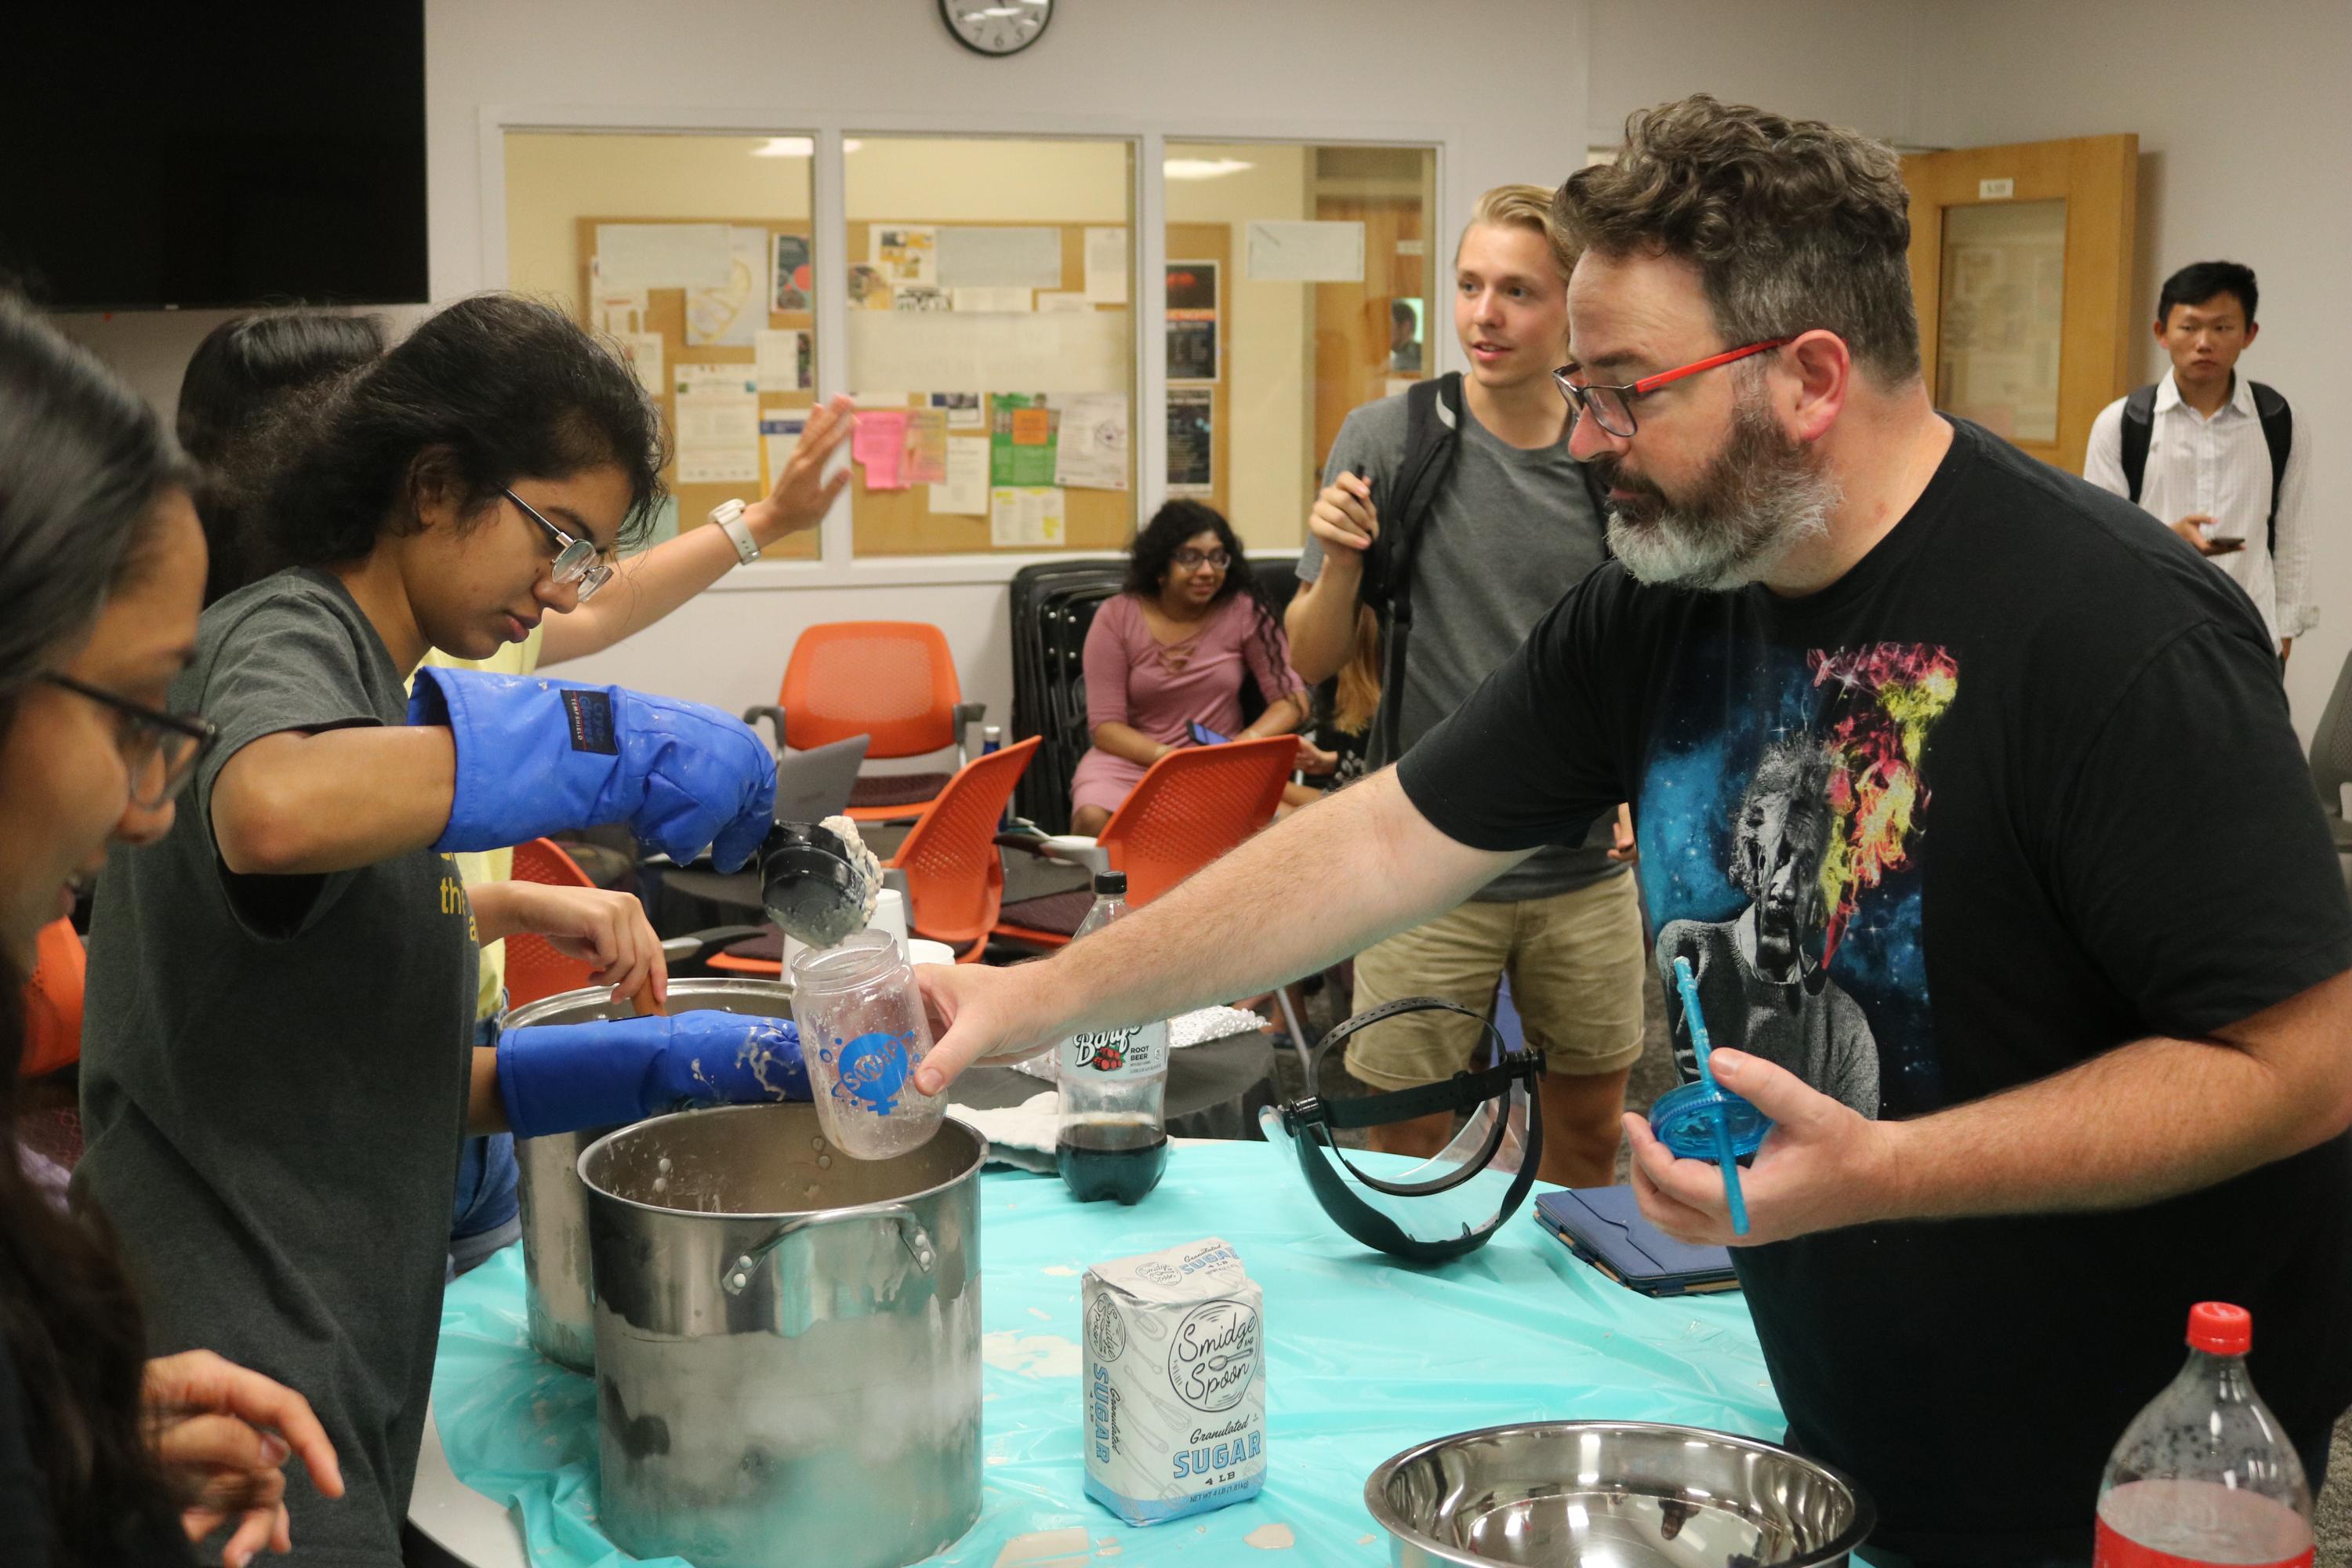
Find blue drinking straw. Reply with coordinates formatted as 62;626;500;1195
1671;957;1751;1236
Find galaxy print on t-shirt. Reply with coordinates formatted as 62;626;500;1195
1639;642;1958;1120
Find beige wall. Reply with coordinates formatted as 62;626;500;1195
1912;0;2351;744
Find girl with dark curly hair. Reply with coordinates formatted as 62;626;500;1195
1071;500;1333;835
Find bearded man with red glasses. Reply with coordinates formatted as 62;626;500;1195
914;96;2352;1563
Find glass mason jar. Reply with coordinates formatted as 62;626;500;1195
789;931;945;1160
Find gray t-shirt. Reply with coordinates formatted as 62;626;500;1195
1300;390;1620;902
78;568;478;1566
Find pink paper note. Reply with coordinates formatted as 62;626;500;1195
851;409;910;490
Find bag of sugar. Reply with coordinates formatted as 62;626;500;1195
1082;1236;1265;1526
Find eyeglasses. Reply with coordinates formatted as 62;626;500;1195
42;673;218;809
1173;548;1231;571
505;489;615;603
1552;336;1798;439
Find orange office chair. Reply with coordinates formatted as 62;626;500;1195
992;735;1298;949
710;739;1041;975
20;919;86;1080
742;622;986;826
504;839;601;1007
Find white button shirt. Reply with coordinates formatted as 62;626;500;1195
2085;371;2313;645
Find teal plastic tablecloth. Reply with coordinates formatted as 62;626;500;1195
430;1140;1783;1566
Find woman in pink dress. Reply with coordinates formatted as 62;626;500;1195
1070;501;1334;836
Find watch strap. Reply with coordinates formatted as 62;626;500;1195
709;499;761;565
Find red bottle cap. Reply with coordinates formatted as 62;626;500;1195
2187;1301;2252;1356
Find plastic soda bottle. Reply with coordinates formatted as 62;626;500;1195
2094;1302;2314;1567
1055;871;1168;1204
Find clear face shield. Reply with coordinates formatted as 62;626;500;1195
1259;996;1546;1264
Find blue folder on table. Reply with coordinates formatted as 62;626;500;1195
1536;1185;1741;1298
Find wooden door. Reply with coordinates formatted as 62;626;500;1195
1311;196;1426;485
1901;134;2137;474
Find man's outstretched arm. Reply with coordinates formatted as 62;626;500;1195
912;767;1527;1094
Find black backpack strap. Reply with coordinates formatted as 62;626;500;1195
2252;382;2292;559
2119;383;2158;505
1365;373;1464;765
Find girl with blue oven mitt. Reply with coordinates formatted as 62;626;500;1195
76;296;836;1566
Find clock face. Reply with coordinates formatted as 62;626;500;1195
939;0;1053;56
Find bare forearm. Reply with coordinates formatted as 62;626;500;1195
466;881;542;946
1027;768;1517;1038
212;728;456;875
1885;984;2352;1221
538;522;740;666
1236;694;1305;741
468;1046;508;1135
1091;720;1168;768
1283;561;1361;684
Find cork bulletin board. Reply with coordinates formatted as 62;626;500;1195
576;216;818;561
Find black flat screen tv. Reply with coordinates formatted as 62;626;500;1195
0;7;428;311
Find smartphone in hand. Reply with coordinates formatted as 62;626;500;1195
1189;720;1231;746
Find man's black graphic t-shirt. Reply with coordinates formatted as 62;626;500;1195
1398;419;2352;1556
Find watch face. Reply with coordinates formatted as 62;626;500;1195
940;0;1052;56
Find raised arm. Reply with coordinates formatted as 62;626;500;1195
539;394;855;666
912;765;1526;1093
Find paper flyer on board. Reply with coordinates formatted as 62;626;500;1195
902;408;950;485
1166;387;1214;495
990;393;1059;487
852;409;912;490
673;366;760;484
937;225;1062;289
754;328;811;392
872;224;938;286
990;486;1065;548
930;392;983;430
1083;227;1128;303
931;438;989;515
685;226;769;347
1054;393;1128;491
595;223;731;290
771;234;811;311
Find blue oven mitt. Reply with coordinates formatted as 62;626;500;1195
408;667;776;870
496;1011;809;1141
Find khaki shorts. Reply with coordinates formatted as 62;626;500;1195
1346;872;1646;1091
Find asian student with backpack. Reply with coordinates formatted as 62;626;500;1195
1283;184;1641;1189
2085;260;2308;662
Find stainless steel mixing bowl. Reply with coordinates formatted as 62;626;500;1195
1367;1421;1874;1567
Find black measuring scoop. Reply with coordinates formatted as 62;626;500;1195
758;818;879;949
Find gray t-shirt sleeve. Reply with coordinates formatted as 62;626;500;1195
194;579;391;939
1297;396;1407;585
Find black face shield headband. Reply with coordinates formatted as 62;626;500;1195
1262;996;1545;1264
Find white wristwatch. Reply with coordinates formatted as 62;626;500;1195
709;499;763;565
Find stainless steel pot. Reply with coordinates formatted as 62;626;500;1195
579;1102;985;1568
1367;1421;1873;1568
506;978;796;1372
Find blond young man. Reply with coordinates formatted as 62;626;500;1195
1283;186;1641;1188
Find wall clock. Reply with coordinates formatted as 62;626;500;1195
940;0;1053;56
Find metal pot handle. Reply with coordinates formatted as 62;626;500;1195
720;1202;936;1296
